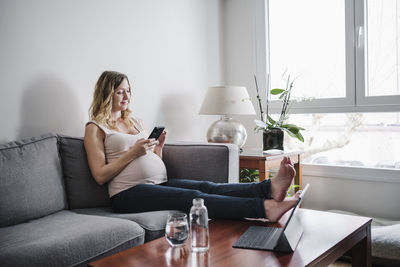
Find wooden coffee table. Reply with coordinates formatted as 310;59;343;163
88;209;371;267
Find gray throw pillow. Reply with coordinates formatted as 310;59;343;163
58;135;110;209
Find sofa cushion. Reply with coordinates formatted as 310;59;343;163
73;207;181;241
0;210;144;267
58;135;110;209
0;133;67;227
372;224;400;262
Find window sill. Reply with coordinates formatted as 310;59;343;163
302;164;400;183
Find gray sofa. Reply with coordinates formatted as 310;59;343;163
0;133;239;267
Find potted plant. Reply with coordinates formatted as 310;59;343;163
254;73;305;151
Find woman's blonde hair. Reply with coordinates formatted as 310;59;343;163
89;71;134;129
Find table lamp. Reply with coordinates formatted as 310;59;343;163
199;86;256;148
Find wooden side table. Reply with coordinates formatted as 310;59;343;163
239;150;302;188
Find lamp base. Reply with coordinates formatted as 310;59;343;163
206;115;247;148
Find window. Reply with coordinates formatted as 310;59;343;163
366;0;400;97
266;0;400;113
269;0;346;100
259;0;400;170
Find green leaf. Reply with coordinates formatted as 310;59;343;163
282;127;304;142
281;123;296;128
270;88;285;95
282;127;297;137
295;132;304;142
267;115;276;125
291;125;305;131
239;169;249;177
240;177;252;183
281;125;301;134
282;124;306;131
239;168;260;183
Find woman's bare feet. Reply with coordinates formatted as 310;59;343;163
270;157;296;202
264;196;299;222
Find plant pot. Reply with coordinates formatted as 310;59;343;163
263;128;284;151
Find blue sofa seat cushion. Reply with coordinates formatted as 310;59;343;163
73;207;181;242
0;210;144;267
0;133;67;227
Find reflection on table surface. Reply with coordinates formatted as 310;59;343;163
164;246;210;267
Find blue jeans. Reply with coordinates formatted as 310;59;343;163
110;179;271;219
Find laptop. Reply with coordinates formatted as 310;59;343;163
233;183;310;253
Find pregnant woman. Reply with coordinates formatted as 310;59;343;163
84;71;299;222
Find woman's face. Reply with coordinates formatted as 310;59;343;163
112;78;131;112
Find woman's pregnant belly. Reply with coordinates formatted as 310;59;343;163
108;152;168;197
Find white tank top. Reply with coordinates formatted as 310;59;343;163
87;119;167;197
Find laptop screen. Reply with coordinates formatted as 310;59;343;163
232;184;311;252
280;183;310;247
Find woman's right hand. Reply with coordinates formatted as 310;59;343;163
129;138;156;159
85;125;158;185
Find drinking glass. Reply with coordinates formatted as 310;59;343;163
165;213;189;247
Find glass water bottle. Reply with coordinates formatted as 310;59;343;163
189;198;210;252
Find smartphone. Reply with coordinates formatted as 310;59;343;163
148;126;165;140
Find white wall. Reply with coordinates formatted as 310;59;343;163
223;0;266;149
302;165;400;221
0;0;224;143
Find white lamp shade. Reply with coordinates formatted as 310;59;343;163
199;86;256;115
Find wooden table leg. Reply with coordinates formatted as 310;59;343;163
350;224;372;267
259;160;267;181
294;154;302;190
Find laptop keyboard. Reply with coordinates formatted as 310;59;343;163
233;226;282;250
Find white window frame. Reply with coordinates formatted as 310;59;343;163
251;0;400;179
257;0;400;114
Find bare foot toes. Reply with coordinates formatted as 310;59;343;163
264;197;298;222
271;157;296;202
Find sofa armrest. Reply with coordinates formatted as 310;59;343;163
162;142;239;183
